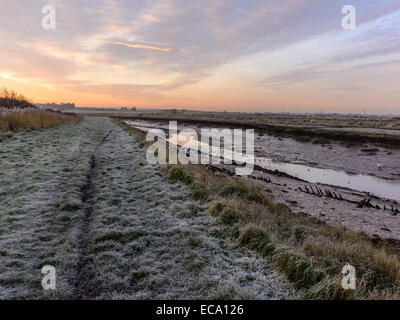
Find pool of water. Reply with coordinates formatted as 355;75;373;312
127;121;400;202
255;158;400;201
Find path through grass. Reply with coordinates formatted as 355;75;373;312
0;117;295;299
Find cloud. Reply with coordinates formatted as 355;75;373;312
111;41;170;52
353;59;400;70
257;67;329;88
329;86;369;92
0;0;399;111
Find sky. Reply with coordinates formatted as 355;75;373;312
0;0;399;113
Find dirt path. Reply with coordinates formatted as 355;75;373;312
0;117;296;299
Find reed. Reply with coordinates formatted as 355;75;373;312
0;88;81;132
0;108;81;132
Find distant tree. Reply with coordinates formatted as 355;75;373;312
0;87;35;109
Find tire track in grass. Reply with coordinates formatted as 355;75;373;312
82;122;298;299
75;130;112;299
0;118;107;299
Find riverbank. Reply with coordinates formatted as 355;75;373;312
120;121;400;299
124;119;400;239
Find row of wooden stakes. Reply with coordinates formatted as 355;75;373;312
298;184;399;216
298;185;344;200
358;198;399;215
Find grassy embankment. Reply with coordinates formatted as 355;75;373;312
0;88;80;133
119;120;400;300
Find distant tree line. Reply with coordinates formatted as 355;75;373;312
36;102;76;111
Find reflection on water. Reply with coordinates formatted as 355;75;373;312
256;158;400;201
167;133;252;164
127;121;400;201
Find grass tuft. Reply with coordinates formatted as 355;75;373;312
167;166;194;185
219;208;239;225
272;247;325;288
95;230;123;243
59;200;81;212
210;202;225;216
238;224;275;257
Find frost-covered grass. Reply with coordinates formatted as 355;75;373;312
0;117;296;299
0;117;111;299
160;166;400;300
83;122;295;299
118;123;400;300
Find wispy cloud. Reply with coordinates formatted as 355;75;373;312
329;87;369;92
257;67;329;88
112;41;170;52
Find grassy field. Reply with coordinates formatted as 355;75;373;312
0;117;295;299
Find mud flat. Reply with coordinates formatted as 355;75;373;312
125;119;400;240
